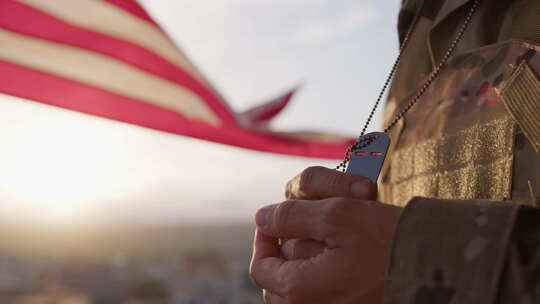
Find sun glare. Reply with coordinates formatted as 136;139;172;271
8;135;105;206
0;96;124;222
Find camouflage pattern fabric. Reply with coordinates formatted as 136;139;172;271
381;0;540;303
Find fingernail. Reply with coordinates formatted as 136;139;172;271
255;207;272;228
351;181;370;198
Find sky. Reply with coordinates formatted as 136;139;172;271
0;0;401;226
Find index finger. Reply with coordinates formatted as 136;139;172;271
255;198;361;243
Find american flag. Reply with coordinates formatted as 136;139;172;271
0;0;352;158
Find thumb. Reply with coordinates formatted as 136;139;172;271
286;166;377;200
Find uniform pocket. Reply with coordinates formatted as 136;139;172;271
381;118;515;206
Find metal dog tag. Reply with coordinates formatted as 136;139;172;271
346;132;390;183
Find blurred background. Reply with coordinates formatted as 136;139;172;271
0;0;400;303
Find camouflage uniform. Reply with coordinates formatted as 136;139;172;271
380;0;540;303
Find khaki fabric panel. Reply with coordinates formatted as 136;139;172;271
390;157;513;206
501;62;540;153
385;118;515;206
0;29;220;125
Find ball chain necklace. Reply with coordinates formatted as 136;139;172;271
337;0;481;182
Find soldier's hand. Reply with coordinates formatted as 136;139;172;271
282;166;377;260
250;198;402;304
285;166;376;200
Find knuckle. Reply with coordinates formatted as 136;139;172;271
273;200;296;235
298;166;323;195
322;198;357;225
326;172;347;193
326;174;342;191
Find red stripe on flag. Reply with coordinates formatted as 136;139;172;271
0;1;237;125
103;0;159;27
242;90;296;124
255;91;295;122
0;61;348;159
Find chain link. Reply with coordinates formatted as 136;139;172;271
336;0;481;172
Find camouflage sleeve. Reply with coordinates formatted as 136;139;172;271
497;205;540;303
383;197;540;304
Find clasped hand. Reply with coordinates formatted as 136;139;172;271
250;167;402;304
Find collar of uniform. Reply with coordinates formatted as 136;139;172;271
428;0;472;66
397;0;424;44
401;0;425;14
431;0;472;29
